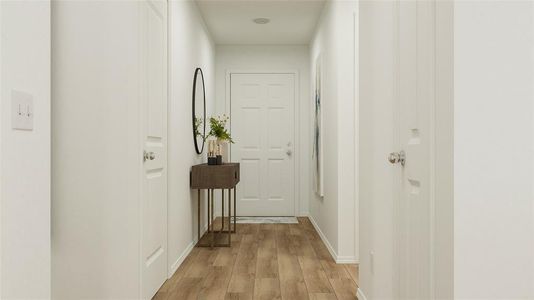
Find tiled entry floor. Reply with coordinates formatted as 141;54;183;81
153;217;359;300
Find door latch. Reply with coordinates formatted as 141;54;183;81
388;150;405;166
144;151;155;162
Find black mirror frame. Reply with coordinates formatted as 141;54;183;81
192;67;206;155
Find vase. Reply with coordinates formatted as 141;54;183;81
216;139;226;165
207;140;217;165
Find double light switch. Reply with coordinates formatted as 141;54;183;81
11;90;34;131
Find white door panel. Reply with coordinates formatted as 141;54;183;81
397;1;434;299
231;73;295;216
140;1;167;299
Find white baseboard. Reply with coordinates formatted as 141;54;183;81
357;288;368;300
168;241;194;278
168;222;208;278
307;214;359;264
307;214;338;262
336;256;359;264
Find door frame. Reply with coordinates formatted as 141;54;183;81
225;69;301;216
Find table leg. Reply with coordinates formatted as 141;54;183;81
233;187;237;233
228;188;231;246
211;189;214;248
221;189;225;233
197;189;200;242
207;189;210;234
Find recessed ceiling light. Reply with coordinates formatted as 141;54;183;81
253;18;270;25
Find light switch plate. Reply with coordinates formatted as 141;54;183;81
11;90;34;130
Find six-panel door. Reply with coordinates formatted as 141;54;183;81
140;1;167;299
230;73;295;216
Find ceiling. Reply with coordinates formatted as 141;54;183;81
195;0;326;45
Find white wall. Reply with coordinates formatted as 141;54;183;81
309;0;358;263
1;1;51;299
214;45;310;216
167;0;215;275
454;1;534;298
52;1;215;298
0;3;2;293
52;2;144;299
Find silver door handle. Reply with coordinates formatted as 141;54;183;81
144;151;155;162
286;150;292;156
388;150;405;166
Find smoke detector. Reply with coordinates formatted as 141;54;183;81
253;18;270;24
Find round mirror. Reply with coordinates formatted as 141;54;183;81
192;68;206;154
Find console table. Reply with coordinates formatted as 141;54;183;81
190;163;240;247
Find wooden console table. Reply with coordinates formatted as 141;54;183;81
190;163;240;247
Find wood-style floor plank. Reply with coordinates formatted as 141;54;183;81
152;247;201;300
186;248;219;278
343;264;359;286
153;217;358;300
256;247;278;279
329;278;358;300
226;273;255;300
276;223;309;300
320;260;353;280
299;256;334;294
167;277;204;300
309;293;339;300
199;266;234;299
280;278;309;300
253;278;282;300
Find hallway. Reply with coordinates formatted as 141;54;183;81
154;218;358;300
2;1;534;299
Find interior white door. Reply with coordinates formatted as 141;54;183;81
140;1;167;299
395;1;434;299
230;73;295;216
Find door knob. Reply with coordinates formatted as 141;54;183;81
286;150;292;156
144;151;155;162
388;150;405;166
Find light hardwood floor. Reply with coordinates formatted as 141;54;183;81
154;217;359;300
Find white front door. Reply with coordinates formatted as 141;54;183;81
230;73;295;216
396;1;434;298
140;1;167;299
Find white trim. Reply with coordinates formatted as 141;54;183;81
168;220;208;278
307;214;336;261
336;256;359;264
429;0;437;296
532;3;534;292
168;241;194;278
357;288;368;300
307;215;359;264
137;2;146;298
165;0;171;285
225;69;301;217
0;2;3;296
353;6;360;265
